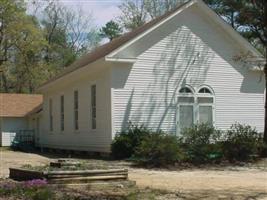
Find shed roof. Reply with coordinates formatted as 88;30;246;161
0;93;43;117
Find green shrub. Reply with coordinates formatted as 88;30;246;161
223;123;265;162
181;123;223;164
133;132;183;166
0;180;54;200
111;123;150;159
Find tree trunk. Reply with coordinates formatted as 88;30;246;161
264;65;267;144
264;0;267;145
1;72;8;93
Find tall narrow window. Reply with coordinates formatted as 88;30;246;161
74;90;79;130
178;87;194;133
91;85;96;129
60;95;64;131
49;98;53;132
198;87;214;125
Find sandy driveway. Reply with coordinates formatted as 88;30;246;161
129;168;267;191
1;149;267;199
0;150;50;177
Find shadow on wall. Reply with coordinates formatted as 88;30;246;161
121;25;213;132
121;13;264;132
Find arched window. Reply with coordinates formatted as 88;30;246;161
178;86;195;133
179;87;193;94
177;85;215;135
198;87;212;94
197;86;214;126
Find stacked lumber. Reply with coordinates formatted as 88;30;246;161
50;159;80;168
44;169;128;184
9;168;44;181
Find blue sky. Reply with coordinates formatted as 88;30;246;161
27;0;123;27
60;0;122;27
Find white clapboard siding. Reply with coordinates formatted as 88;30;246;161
111;5;264;136
1;132;17;146
39;69;112;152
0;117;28;146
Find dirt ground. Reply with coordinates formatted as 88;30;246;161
0;149;267;199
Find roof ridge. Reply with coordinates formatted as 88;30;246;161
38;0;193;89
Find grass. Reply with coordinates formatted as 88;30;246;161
124;188;170;200
20;160;113;172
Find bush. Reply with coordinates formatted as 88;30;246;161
133;132;184;166
111;123;150;159
181;123;223;164
223;123;265;162
0;179;54;200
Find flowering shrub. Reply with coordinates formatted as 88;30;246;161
0;179;53;200
0;181;18;195
23;179;48;187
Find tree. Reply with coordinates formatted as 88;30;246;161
100;20;123;41
118;0;148;31
240;0;267;144
144;0;187;18
0;0;46;93
118;0;187;31
203;0;266;54
41;1;100;68
204;0;267;144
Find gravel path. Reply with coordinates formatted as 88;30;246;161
1;149;267;199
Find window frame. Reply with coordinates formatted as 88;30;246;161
49;98;53;133
196;87;215;126
177;85;216;135
60;95;65;132
177;86;196;135
74;90;79;131
91;84;97;130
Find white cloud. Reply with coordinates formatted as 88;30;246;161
59;0;122;27
26;0;122;27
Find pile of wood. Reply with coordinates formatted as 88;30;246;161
10;159;129;184
9;168;43;181
50;159;80;168
44;169;128;184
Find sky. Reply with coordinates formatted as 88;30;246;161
27;0;123;27
60;0;122;27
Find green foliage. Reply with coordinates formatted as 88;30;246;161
0;0;100;93
203;0;266;54
134;132;183;166
112;123;265;166
100;20;123;41
111;123;150;159
0;0;47;93
0;180;54;200
223;124;265;162
181;123;223;164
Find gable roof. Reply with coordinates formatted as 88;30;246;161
38;1;191;89
0;93;43;117
38;0;263;90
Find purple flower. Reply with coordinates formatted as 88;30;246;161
23;179;47;187
0;182;17;192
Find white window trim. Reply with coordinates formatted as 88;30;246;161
49;97;53;134
91;84;97;131
73;90;79;132
176;86;216;135
196;94;216;126
60;94;65;133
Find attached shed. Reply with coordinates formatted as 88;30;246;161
0;94;43;146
